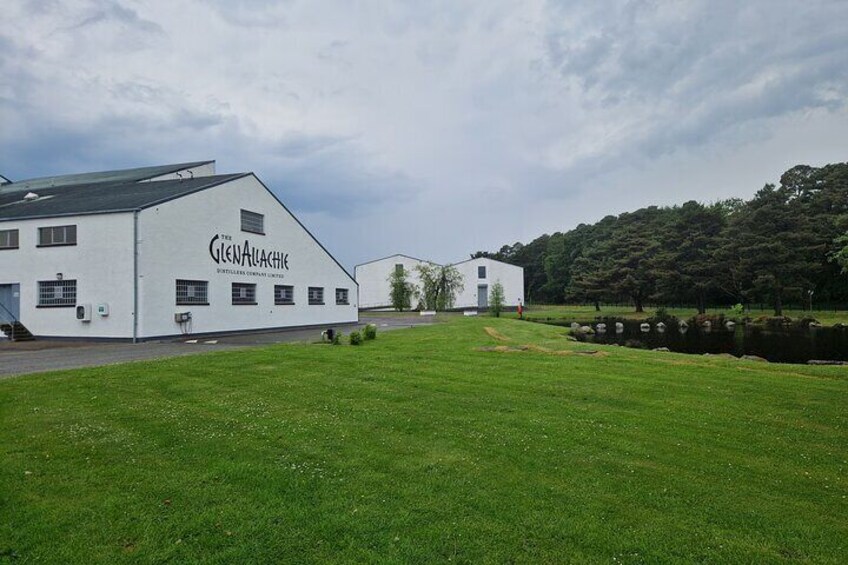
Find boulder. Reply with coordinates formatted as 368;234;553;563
725;320;736;329
652;347;670;352
580;325;594;334
640;322;651;332
741;355;768;363
615;322;625;333
656;322;667;332
596;323;607;333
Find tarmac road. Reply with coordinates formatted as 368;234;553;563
0;314;434;379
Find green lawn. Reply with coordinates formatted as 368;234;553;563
515;304;848;326
2;318;847;562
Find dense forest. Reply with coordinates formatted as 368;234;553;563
472;163;848;314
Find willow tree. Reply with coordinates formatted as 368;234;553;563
416;264;464;311
387;267;417;311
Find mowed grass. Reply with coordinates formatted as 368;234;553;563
515;304;848;326
1;318;847;563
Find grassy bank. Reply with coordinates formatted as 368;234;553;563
2;317;847;562
515;304;848;326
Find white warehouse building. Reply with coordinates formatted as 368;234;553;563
355;253;524;311
0;161;358;341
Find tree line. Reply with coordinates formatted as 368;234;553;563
472;163;848;315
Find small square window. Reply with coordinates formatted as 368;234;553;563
478;266;486;279
38;225;77;247
240;210;264;234
308;286;324;305
275;285;294;305
176;280;209;305
0;229;18;250
335;288;349;305
395;263;404;275
38;280;77;307
232;282;257;305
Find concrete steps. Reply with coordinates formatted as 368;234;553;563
0;322;35;341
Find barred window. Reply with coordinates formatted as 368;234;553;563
176;279;208;305
275;285;294;305
335;288;349;305
38;280;77;307
240;210;264;235
232;282;257;305
478;266;486;279
0;229;18;249
308;286;324;305
38;225;77;246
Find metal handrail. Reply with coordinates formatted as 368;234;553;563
0;299;17;340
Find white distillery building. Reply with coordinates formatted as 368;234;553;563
354;253;524;311
0;161;358;341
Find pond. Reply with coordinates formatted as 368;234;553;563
533;318;848;365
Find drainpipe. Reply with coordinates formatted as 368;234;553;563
133;210;139;343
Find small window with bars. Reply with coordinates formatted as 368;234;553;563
232;282;257;305
38;280;77;307
275;285;294;305
240;209;265;235
335;288;349;305
38;225;77;247
176;279;209;305
478;266;487;279
0;229;18;249
308;286;324;305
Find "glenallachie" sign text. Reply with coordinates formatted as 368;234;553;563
209;234;290;270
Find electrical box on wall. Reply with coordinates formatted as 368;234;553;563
76;304;92;322
174;312;192;323
97;303;109;317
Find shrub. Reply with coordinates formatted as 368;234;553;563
331;331;342;345
349;331;363;345
489;281;505;317
363;324;377;340
649;307;677;324
729;303;745;318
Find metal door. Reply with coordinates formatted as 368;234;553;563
477;285;488;309
0;284;20;320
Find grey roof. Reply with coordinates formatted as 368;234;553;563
0;173;247;221
354;253;438;269
2;161;214;193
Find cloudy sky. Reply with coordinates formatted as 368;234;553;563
2;0;847;270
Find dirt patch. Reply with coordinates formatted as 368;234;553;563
476;345;525;353
484;327;511;342
476;343;608;358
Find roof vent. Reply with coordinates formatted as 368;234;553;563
24;192;40;201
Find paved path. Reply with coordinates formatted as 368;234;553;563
0;315;434;379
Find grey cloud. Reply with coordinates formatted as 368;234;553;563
64;1;163;35
538;0;848;181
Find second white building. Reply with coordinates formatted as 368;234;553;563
354;254;524;311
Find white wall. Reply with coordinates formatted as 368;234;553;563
137;174;358;338
0;213;136;338
354;255;431;309
452;258;525;309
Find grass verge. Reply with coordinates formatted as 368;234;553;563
1;317;846;562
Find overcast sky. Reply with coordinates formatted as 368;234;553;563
2;1;847;270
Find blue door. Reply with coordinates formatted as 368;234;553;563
0;284;20;321
477;285;488;309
